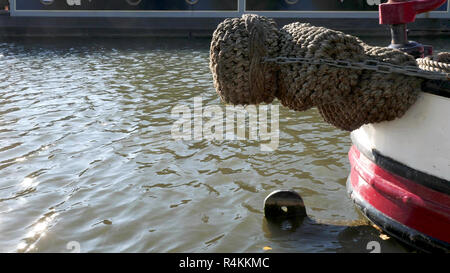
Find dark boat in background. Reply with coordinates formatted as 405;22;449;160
0;0;448;37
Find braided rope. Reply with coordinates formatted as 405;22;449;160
210;15;279;105
209;15;442;131
245;14;268;100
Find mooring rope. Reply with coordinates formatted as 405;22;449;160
210;15;449;131
417;52;450;74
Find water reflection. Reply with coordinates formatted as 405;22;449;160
17;211;58;253
262;217;412;253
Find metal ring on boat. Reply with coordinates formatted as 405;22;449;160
126;0;142;6
285;0;299;5
185;0;199;5
40;0;55;5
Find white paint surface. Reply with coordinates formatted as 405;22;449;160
352;92;450;181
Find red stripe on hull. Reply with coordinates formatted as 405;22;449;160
348;146;450;243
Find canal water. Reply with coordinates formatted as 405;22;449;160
0;35;448;253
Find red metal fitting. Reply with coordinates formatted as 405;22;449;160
379;0;447;25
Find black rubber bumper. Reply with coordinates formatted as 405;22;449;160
347;177;450;253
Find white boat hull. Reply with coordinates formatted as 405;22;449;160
352;91;450;181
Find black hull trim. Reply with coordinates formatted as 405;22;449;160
347;177;450;253
0;15;449;37
422;80;450;99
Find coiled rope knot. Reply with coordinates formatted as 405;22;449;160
417;52;450;74
210;14;429;131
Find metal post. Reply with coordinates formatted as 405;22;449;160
390;24;408;46
379;0;446;58
388;24;425;58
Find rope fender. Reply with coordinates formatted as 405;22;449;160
209;15;428;131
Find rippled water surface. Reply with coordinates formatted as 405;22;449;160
1;35;448;253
